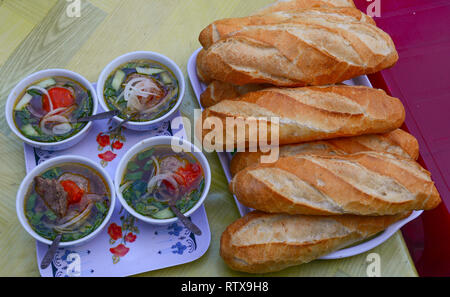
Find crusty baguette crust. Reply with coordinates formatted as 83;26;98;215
201;10;397;87
221;211;410;273
381;129;420;160
200;7;375;50
229;129;419;176
196;49;214;84
197;85;405;150
254;0;356;15
230;152;441;216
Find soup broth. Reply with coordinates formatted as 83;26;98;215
121;145;205;219
13;76;93;143
25;163;111;242
103;59;179;122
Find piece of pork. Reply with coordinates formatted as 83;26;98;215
34;176;68;218
160;156;186;174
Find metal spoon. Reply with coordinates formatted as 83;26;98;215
72;110;120;123
167;197;202;236
106;112;140;133
40;233;62;269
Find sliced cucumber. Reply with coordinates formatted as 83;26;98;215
111;70;126;91
136;67;164;75
15;93;33;110
37;78;56;89
160;72;172;84
152;207;174;219
21;124;39;137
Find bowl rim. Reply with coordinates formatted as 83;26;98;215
96;51;186;127
114;136;211;225
5;69;98;148
16;155;116;247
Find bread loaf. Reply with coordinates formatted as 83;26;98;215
254;0;357;15
200;7;375;50
230;151;441;216
200;10;397;87
230;129;419;176
197;85;405;150
221;211;410;273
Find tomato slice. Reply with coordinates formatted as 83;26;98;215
42;87;75;113
60;180;84;204
174;163;202;189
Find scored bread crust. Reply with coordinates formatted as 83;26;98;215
198;85;405;150
229;129;419;176
230;151;441;216
220;211;410;273
201;10;397;87
199;7;375;50
196;49;214;84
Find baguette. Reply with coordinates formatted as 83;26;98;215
221;211;410;273
200;7;375;50
230;151;441;216
230;129;419;176
200;11;397;87
197;85;405;150
254;0;357;15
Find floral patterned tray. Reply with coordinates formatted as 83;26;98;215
23;84;211;277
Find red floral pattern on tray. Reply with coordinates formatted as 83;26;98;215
96;127;126;167
108;209;139;264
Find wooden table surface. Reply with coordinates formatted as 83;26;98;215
0;0;418;277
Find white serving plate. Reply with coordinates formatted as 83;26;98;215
23;83;211;277
187;47;422;260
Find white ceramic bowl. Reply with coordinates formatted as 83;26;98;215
5;69;98;151
115;136;211;225
97;51;185;131
16;155;116;247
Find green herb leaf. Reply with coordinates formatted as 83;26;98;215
44;210;57;221
137;148;155;161
95;202;107;214
125;171;144;181
26;193;38;212
41;167;62;180
127;161;140;172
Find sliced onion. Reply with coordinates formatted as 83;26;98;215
123;76;163;114
152;156;160;176
119;181;133;193
27;104;45;118
116;90;125;102
27;86;53;111
46;107;69;118
147;173;177;193
127;94;144;112
84;194;103;202
40;114;69;135
45;202;93;232
52;123;72;135
124;77;159;101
